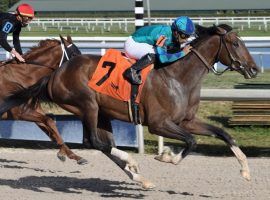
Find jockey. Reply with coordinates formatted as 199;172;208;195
124;16;195;85
0;3;35;63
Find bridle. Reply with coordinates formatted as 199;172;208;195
58;41;72;67
191;31;244;76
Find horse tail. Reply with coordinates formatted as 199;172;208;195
0;76;51;116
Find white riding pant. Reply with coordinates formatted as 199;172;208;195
124;36;155;60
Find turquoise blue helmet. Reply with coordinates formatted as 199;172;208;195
172;16;195;36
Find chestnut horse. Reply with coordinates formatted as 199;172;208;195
0;25;259;188
0;35;87;164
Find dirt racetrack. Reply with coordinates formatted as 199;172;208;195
0;148;269;200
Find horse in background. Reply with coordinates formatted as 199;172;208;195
0;24;259;188
0;35;87;164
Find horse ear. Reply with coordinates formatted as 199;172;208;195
216;27;227;35
67;35;73;44
59;34;66;45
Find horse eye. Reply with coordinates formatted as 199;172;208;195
233;41;239;48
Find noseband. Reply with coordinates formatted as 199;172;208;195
191;32;243;75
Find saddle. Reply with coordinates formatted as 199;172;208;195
88;49;153;124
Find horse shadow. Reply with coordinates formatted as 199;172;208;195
0;159;144;198
0;158;63;173
0;159;214;198
0;176;146;198
0;158;28;164
0;175;216;199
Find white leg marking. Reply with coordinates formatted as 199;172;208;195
111;147;155;188
231;145;251;181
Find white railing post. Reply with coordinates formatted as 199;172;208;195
101;40;106;55
136;124;144;154
259;54;264;73
158;136;164;155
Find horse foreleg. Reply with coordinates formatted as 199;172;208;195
230;145;250;181
154;146;185;165
148;118;196;165
183;118;251;181
9;106;87;165
35;121;87;165
109;147;155;189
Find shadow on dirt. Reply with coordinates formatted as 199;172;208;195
0;176;146;198
0;175;214;198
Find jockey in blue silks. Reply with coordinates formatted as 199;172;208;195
123;16;195;85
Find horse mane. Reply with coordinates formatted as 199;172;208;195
190;24;233;47
24;39;60;58
195;24;233;37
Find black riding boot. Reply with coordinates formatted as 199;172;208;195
124;53;155;85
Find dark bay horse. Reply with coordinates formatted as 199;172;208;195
1;24;259;188
0;35;87;164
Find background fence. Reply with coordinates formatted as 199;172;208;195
2;36;270;71
22;16;270;34
29;16;270;29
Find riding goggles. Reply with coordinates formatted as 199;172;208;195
178;31;190;39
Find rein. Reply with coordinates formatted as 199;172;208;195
0;58;15;67
190;32;239;76
0;58;55;71
191;48;230;76
190;49;211;72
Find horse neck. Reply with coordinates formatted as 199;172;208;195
160;35;220;90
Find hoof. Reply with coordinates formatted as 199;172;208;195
171;150;183;165
241;170;251;181
57;152;66;162
154;153;172;163
142;180;156;190
77;158;88;165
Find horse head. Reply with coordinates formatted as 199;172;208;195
195;24;259;79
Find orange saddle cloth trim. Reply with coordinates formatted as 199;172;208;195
88;49;153;103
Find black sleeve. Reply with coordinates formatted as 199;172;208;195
13;26;22;55
0;29;12;52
